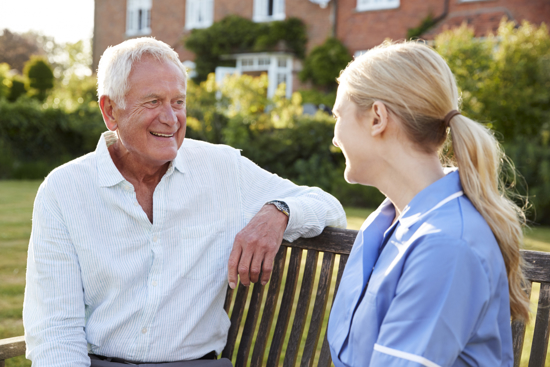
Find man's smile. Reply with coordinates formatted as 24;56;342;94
150;131;175;138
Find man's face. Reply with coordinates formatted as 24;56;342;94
112;55;187;168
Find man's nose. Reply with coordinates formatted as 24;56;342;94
332;137;339;147
159;104;178;125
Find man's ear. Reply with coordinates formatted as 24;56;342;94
99;95;118;131
370;101;389;137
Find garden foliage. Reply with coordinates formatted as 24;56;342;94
23;56;54;101
184;15;307;82
299;37;352;90
1;19;550;222
435;20;550;223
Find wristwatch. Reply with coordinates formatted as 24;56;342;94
266;200;290;217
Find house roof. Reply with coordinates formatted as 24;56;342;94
422;7;516;39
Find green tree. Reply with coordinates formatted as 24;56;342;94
23;56;54;101
435;19;550;223
7;76;27;102
299;38;352;90
0;62;11;99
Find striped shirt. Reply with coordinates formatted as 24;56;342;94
23;131;347;366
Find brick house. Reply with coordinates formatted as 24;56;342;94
93;0;550;96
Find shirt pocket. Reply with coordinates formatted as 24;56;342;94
178;223;228;280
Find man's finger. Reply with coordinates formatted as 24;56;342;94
237;247;254;287
249;252;264;284
260;251;276;286
227;244;242;289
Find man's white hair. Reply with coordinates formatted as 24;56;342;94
97;37;187;109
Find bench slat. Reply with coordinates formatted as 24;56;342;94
512;281;533;367
249;247;287;366
283;250;319;367
300;252;335;367
235;280;265;366
318;254;349;367
528;282;550;367
267;247;303;366
221;282;250;360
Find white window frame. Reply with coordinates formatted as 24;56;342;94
253;0;285;22
126;0;152;36
185;0;214;30
356;0;399;12
234;53;293;98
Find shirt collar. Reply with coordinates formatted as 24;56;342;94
397;169;463;232
96;131;126;187
95;131;186;188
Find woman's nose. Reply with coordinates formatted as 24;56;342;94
332;137;339;147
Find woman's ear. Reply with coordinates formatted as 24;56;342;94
370;101;389;137
100;95;118;131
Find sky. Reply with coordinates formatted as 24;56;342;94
0;0;95;44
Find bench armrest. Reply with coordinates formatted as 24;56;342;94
0;336;26;361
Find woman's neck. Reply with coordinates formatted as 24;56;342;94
375;149;445;219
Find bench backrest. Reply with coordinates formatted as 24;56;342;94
1;228;550;367
221;227;356;367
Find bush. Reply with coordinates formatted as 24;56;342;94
7;76;27;102
0;98;104;179
299;38;352;90
184;16;307;82
435;20;550;223
0;62;10;99
23;56;54;101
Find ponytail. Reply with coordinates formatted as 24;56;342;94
449;115;530;321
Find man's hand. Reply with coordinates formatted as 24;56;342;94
228;204;289;289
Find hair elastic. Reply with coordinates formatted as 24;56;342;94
443;110;461;127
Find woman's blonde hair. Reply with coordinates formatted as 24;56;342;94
338;41;529;321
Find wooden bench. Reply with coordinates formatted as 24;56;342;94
1;227;550;367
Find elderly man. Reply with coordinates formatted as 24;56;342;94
23;37;346;366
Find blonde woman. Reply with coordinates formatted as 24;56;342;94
327;41;529;367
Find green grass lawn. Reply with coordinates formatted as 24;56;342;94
1;180;549;366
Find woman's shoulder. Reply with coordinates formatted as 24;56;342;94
409;195;506;285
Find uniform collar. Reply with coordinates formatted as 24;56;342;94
396;169;463;237
96;131;186;188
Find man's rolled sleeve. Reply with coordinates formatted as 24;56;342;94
237;154;346;241
23;179;89;367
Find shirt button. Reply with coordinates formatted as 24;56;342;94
134;202;139;207
142;328;147;334
152;281;158;287
153;236;158;242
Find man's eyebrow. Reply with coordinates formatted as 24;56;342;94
143;93;162;100
141;93;186;100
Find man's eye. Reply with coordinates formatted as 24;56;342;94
176;100;184;105
150;100;158;104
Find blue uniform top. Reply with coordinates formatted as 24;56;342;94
327;170;513;367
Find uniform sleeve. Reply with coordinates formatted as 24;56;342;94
23;179;90;367
370;238;491;367
237;155;347;242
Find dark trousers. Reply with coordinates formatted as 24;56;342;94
89;354;233;367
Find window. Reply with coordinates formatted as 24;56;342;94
253;0;285;22
235;53;293;98
356;0;399;12
126;0;152;36
185;0;214;29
